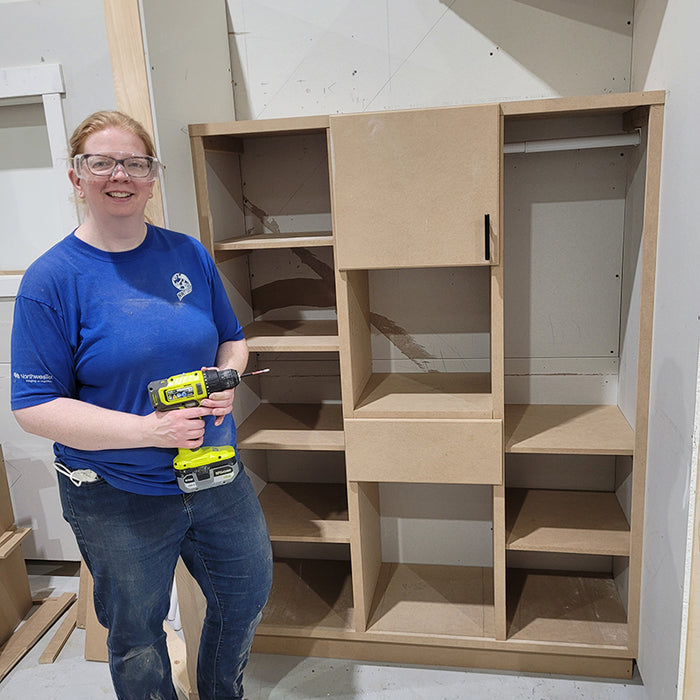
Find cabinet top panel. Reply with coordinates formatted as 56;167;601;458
190;114;330;137
501;90;665;118
189;92;665;136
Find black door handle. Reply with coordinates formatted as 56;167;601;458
484;214;491;261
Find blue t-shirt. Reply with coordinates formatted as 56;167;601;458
11;225;245;495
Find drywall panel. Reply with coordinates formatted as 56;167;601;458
140;0;235;236
226;0;633;119
0;0;116;134
631;1;700;698
0;104;65;270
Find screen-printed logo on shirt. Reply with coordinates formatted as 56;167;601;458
172;273;192;301
13;371;53;384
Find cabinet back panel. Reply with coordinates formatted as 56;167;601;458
248;247;336;320
506;453;616;491
249;354;341;404
379;483;494;568
240;133;332;235
504;147;627;361
205;151;245;242
368;267;491;372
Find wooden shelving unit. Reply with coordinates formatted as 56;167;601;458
189;90;665;678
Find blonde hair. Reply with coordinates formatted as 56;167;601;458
69;110;157;159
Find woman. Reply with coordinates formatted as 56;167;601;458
11;111;272;700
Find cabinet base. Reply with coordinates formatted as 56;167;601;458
252;634;634;679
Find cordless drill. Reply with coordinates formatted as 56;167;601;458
147;367;268;492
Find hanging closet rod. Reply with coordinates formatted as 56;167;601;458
503;130;641;154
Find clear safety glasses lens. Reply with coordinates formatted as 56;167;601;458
74;154;161;181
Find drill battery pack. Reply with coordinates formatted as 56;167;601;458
173;446;239;493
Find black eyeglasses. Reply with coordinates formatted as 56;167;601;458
73;154;162;180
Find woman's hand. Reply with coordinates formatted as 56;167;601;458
145;405;212;449
198;366;235;427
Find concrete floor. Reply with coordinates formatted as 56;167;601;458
0;562;649;700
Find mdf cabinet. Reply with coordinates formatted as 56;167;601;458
188;90;664;678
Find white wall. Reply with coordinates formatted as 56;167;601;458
227;0;634;119
0;0;117;559
631;1;700;697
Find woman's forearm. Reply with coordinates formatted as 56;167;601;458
215;338;249;375
13;397;212;452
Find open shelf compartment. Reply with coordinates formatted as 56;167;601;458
338;266;495;420
259;557;355;637
259;482;350;544
505;404;634;455
367;562;494;639
506;567;629;649
350;480;496;640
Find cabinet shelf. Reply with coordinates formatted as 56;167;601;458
505;404;634;455
367;563;494;639
506;489;630;556
354;372;493;419
507;569;628;648
259;483;349;543
237;403;344;450
214;231;333;252
259;558;355;636
244;320;339;352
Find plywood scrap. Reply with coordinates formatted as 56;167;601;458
38;603;77;664
0;526;31;559
0;592;76;682
165;622;194;700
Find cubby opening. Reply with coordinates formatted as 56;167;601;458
235;351;344;452
341;266;493;419
199;127;332;255
503;451;632;646
261;543;355;635
352;481;495;640
506;553;629;648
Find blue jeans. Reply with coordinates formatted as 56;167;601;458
59;467;272;700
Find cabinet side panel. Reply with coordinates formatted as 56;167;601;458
627;103;664;655
618;117;649;428
348;481;381;632
337;270;371;412
190;136;214;252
